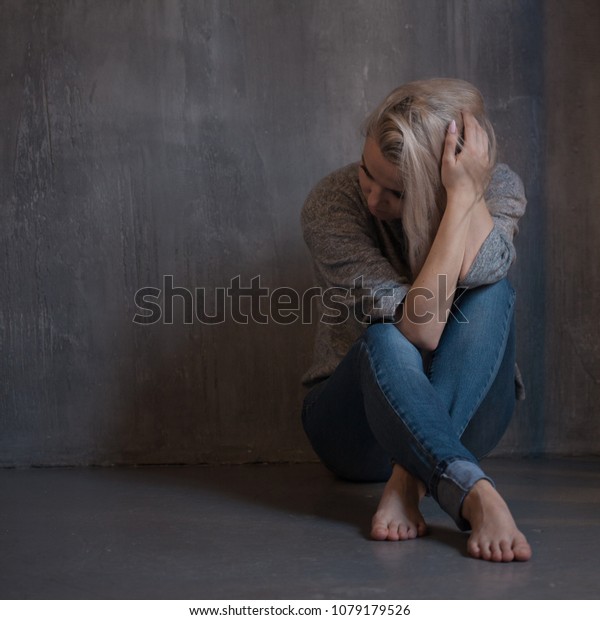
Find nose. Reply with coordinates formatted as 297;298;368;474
367;184;384;209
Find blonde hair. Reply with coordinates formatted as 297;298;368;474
363;78;496;276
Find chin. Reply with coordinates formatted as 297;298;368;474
369;207;386;218
372;210;395;221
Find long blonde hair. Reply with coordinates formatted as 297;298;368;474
363;78;496;276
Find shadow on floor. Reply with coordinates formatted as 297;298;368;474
1;458;599;599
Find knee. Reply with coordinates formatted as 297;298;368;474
459;278;515;309
488;278;516;304
364;322;417;348
364;322;397;340
362;323;422;367
451;279;516;332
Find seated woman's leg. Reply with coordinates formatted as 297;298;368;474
302;336;428;540
460;314;516;459
418;280;530;560
425;278;517;442
302;341;393;483
359;321;530;560
358;323;491;530
302;282;531;558
304;319;497;532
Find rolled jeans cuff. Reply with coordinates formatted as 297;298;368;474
435;459;495;531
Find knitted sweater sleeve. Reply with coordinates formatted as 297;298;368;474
458;164;527;288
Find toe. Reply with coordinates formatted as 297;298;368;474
467;538;482;559
387;522;401;541
370;522;389;541
513;539;533;561
480;542;493;561
490;542;504;562
499;539;515;562
406;524;418;540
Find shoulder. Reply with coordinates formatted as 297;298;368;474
485;163;527;218
310;162;360;194
487;164;526;203
302;163;363;223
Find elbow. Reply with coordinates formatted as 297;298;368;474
398;301;443;351
398;321;441;352
419;337;440;352
412;333;441;352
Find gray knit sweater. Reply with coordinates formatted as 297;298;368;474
301;162;526;399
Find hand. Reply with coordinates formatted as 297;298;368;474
441;111;491;207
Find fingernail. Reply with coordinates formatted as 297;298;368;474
449;119;457;134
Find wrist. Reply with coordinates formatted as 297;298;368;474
445;190;483;214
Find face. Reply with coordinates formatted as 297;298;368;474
358;138;405;220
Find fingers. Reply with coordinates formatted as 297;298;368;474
462;111;489;160
462;111;478;149
442;118;459;165
441;112;490;197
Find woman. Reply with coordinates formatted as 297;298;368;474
301;78;531;562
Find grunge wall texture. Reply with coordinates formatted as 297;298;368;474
1;1;598;465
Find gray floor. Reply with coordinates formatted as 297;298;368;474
1;458;599;599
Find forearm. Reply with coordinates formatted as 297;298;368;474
460;199;494;280
458;164;526;288
397;111;494;351
398;197;482;350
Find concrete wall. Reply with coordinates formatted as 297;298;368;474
541;0;600;453
0;0;594;466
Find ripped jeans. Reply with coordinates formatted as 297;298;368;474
301;278;517;530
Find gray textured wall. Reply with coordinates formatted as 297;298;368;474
542;0;600;453
0;0;595;466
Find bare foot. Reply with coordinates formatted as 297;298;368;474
461;480;532;562
371;464;428;541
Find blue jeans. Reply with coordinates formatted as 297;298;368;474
302;279;517;530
